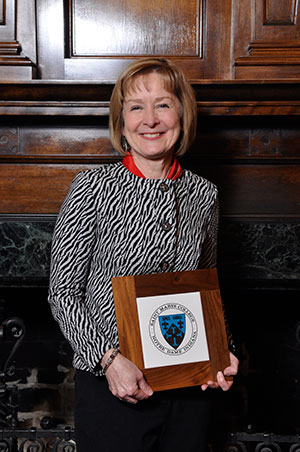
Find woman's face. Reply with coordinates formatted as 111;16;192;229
122;72;181;162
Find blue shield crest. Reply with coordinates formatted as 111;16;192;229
159;314;186;349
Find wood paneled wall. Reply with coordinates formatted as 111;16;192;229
0;0;299;225
2;0;300;81
233;0;300;79
0;0;36;80
0;85;299;220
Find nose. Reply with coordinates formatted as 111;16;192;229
143;106;159;127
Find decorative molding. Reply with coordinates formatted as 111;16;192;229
0;40;35;67
249;129;280;156
2;80;300;116
0;39;36;80
235;41;300;67
0;40;20;55
264;0;298;25
0;127;18;154
0;213;57;222
0;55;33;66
248;41;300;56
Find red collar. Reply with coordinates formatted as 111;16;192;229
122;152;182;180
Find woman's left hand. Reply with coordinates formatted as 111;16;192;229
201;352;239;391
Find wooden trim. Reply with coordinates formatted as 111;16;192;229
1;80;300;116
0;213;57;222
36;0;64;79
235;56;300;66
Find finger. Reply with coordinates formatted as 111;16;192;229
202;380;218;390
224;367;237;377
132;388;151;401
124;382;150;402
124;396;138;404
217;371;233;391
118;396;138;404
138;377;153;397
111;384;139;402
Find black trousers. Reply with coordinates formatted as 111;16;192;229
74;370;212;452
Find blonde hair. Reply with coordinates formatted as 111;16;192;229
109;58;197;156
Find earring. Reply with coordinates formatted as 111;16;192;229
121;135;130;152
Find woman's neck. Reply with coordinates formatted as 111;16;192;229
130;152;173;179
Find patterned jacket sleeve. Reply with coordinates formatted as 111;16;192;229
48;171;112;372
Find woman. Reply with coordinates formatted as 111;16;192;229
48;57;238;452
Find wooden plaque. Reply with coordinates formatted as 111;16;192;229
112;268;230;392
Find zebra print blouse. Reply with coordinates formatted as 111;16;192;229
48;162;219;375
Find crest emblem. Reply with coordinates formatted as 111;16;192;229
159;314;186;349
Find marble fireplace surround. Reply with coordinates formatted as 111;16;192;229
0;218;299;287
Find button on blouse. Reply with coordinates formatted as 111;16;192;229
159;182;169;192
161;220;171;231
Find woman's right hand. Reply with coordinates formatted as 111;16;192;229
102;350;153;404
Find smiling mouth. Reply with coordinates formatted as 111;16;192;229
140;132;164;138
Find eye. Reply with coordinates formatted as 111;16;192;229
158;103;169;109
130;105;142;111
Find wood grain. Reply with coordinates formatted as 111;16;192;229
233;0;300;79
134;268;219;297
0;164;97;213
201;290;230;377
264;0;297;24
71;0;200;57
19;126;116;157
36;0;64;79
196;165;300;218
6;0;300;81
112;275;144;370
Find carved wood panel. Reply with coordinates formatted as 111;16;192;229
61;0;232;80
34;0;235;80
64;0;206;79
70;0;201;57
233;0;300;79
249;129;281;156
264;0;298;25
0;0;35;80
19;125;117;158
256;0;299;39
4;0;300;81
0;0;14;40
0;127;18;154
